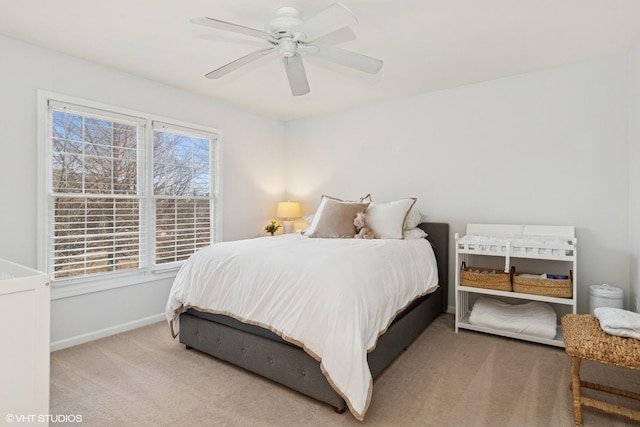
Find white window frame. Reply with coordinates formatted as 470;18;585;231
37;91;222;299
151;120;220;271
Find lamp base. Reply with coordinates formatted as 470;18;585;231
283;220;294;234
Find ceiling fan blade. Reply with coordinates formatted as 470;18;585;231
309;45;383;74
205;47;277;79
283;54;310;96
294;3;357;42
191;17;275;41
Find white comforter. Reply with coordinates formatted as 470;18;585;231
166;233;439;421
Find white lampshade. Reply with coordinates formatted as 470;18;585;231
276;201;301;219
276;201;301;234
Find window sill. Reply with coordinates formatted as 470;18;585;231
50;269;179;300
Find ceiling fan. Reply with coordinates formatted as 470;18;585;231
191;2;383;96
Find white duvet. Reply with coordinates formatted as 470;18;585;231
166;233;439;421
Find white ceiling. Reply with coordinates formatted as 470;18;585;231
1;1;640;121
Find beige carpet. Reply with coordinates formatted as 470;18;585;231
50;314;640;426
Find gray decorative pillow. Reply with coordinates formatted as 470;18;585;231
305;198;369;238
304;194;371;235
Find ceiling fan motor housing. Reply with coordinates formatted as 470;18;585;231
265;7;303;38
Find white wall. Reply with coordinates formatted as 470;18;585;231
629;37;640;313
285;55;631;314
1;32;637;348
0;35;286;348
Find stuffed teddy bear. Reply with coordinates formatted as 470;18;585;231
353;212;376;239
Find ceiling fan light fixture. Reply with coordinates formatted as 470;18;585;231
278;38;297;57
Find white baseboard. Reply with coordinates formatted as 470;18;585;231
51;305;456;352
50;313;166;352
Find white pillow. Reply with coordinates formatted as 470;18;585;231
404;206;424;229
365;198;416;239
303;197;330;236
404;227;427;239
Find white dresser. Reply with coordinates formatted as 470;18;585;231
0;259;50;421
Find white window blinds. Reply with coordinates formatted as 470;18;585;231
44;96;220;284
152;122;217;265
48;102;145;279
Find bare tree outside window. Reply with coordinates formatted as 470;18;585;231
51;110;140;279
47;103;217;281
154;128;212;265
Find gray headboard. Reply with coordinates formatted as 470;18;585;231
418;222;449;312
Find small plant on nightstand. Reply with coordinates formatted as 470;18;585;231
264;221;281;236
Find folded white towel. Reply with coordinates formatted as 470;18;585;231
594;307;640;340
469;297;557;340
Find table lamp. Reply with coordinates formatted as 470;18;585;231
276;201;301;234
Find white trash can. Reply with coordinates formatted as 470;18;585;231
589;284;624;314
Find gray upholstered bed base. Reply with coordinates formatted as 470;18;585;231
179;222;449;413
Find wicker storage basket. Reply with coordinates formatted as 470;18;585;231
512;271;572;298
460;262;513;291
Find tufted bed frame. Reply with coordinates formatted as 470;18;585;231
178;222;449;413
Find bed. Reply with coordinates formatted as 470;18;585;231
166;221;448;421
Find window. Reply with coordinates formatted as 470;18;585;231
153;124;216;265
41;94;220;287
